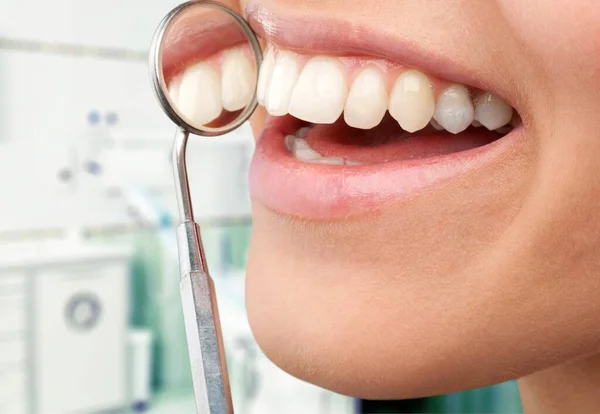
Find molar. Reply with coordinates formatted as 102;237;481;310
474;92;514;131
433;84;474;134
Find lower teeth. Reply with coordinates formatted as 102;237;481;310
285;133;364;166
286;120;515;165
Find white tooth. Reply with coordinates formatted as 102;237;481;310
284;135;296;151
389;70;435;133
292;138;312;152
472;120;482;127
266;50;300;116
296;127;312;138
168;75;182;106
430;118;444;131
294;147;321;162
344;67;387;129
257;47;275;106
221;48;256;111
289;57;348;124
310;157;344;165
433;84;474;134
474;92;514;131
178;62;223;126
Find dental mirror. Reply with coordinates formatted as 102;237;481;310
150;0;262;135
149;2;262;413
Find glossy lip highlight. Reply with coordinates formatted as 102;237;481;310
250;116;522;219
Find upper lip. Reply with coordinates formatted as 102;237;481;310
245;2;512;107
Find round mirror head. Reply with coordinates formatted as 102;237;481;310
150;1;262;136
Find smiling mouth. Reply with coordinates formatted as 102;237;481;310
246;5;523;219
258;44;520;166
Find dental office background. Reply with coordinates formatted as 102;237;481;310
0;1;523;413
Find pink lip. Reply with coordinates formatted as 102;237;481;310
250;117;521;219
246;2;505;98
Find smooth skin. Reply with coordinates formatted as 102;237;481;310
223;0;600;412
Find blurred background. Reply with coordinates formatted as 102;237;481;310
0;1;524;413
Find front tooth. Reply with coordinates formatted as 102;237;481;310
221;48;256;111
178;62;223;126
289;57;348;124
257;47;275;106
344;67;387;129
433;84;474;134
474;92;514;131
389;70;435;133
266;50;300;116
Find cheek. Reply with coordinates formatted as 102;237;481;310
498;0;600;75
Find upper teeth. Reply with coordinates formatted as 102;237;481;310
433;84;475;134
258;46;515;134
166;44;516;135
389;69;435;133
168;46;257;126
474;92;514;130
344;67;389;130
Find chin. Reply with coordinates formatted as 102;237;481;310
246;198;600;399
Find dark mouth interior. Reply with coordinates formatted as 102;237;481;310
294;113;516;164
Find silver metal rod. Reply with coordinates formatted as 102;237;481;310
180;270;234;414
173;127;195;222
172;126;234;413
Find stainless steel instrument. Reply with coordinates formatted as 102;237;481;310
148;2;263;412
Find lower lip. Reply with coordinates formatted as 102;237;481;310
250;116;521;219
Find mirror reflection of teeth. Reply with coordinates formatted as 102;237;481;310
168;46;256;126
257;45;515;135
221;48;256;111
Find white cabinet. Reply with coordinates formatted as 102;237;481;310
0;242;130;414
0;294;27;336
34;262;128;414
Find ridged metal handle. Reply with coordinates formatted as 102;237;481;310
180;270;233;414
